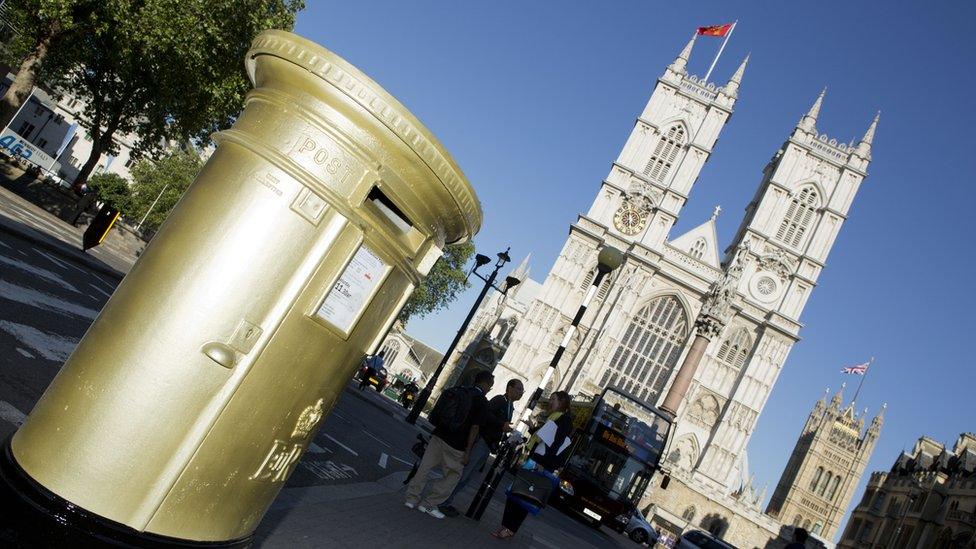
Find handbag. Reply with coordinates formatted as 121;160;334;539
509;466;554;508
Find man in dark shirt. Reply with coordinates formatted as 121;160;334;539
438;378;524;517
405;371;493;519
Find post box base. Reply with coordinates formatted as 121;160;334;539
0;437;252;548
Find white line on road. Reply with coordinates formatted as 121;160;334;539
0;320;78;362
307;442;332;454
0;279;99;320
363;429;391;448
378;453;388;469
323;434;359;456
389;454;414;466
0;401;27;426
88;283;112;299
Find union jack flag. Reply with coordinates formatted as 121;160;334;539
841;361;870;375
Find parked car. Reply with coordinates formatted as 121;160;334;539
677;530;738;549
620;509;659;545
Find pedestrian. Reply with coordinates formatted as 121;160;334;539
359;351;384;391
438;379;524;517
785;527;808;548
491;390;574;540
404;370;492;519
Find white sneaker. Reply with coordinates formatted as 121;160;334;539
404;501;417;509
419;506;446;519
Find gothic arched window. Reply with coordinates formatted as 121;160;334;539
381;340;401;364
809;467;823;491
829;475;842;501
819;471;833;497
776;185;820;248
682;506;696;522
793;514;802;526
579;268;612;301
716;328;751;370
600;295;689;402
689;237;707;260
643;124;686;182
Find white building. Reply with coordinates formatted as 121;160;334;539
433;255;542;392
377;329;443;386
489;34;876;546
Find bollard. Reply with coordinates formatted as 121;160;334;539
0;30;480;546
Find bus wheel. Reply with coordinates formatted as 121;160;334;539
629;528;648;544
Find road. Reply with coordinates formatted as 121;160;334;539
0;228;632;547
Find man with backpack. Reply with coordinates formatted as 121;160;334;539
404;370;493;519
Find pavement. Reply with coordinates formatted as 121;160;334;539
0;193;638;547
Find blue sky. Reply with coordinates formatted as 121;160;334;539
296;2;975;538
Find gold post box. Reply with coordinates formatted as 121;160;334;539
4;30;480;544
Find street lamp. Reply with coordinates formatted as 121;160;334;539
466;244;623;520
405;247;519;424
517;245;622;421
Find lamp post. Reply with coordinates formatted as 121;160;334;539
466;245;623;521
517;245;623;427
405;247;520;425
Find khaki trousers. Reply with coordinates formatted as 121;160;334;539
405;435;464;508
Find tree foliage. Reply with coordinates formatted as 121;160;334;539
398;241;475;325
127;148;202;233
39;0;304;188
87;171;130;211
0;0;88;131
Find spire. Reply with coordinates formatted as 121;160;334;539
669;33;697;75
855;111;880;159
723;53;749;97
830;382;845;409
871;402;887;431
711;205;722;221
511;253;531;279
798;87;826;132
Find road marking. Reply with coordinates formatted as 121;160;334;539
389;454;414;466
378;453;388;469
307;442;331;454
0;401;27;426
363;430;391;448
323;434;359;456
0;280;99;319
0;320;78;362
88;283;112;299
15;347;35;358
332;411;351;423
0;255;81;294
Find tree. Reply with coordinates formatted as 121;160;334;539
87;171;130;211
398;241;475;324
47;0;303;190
127;148;201;233
0;1;88;131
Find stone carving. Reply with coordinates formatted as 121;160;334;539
758;245;797;279
696;240;750;338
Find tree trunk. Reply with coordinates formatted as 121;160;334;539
0;22;60;131
73;141;103;191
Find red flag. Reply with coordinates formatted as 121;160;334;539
697;23;734;37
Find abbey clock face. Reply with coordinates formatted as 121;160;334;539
613;202;647;235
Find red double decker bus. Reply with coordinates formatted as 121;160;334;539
552;387;672;534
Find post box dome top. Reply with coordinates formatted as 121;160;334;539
246;30;482;245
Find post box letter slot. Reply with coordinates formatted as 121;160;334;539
367;187;413;233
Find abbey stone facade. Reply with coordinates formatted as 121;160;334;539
482;34;879;546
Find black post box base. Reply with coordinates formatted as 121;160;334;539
0;437;252;548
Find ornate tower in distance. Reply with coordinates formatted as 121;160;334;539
765;386;884;539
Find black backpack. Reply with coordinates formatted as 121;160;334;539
429;386;474;433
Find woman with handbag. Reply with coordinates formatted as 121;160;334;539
491;391;574;540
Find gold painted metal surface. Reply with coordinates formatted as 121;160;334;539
11;30;480;541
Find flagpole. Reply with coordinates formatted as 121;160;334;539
702;20;737;83
851;356;873;405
